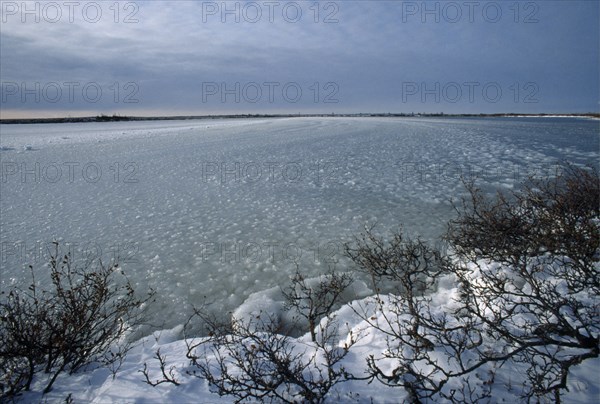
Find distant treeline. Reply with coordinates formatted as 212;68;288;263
1;112;598;124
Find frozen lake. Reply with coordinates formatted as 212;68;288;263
1;117;598;333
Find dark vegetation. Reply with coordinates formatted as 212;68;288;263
0;243;154;398
346;164;599;402
2;113;598;125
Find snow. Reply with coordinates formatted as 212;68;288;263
1;117;599;401
18;266;599;403
231;276;372;335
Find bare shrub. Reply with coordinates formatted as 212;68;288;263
282;267;353;342
0;242;154;398
446;165;599;401
140;349;181;386
448;164;599;267
184;305;356;403
345;226;448;295
345;165;599;403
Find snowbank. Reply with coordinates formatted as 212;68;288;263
17;270;598;403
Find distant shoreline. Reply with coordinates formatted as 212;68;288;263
1;112;598;125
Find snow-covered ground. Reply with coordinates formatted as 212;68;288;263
17;270;600;403
1;117;599;401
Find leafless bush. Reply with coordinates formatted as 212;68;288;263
346;228;478;401
345;165;599;403
0;242;154;398
282;267;353;342
184;306;356;403
345;226;448;295
140;349;181;386
446;164;599;401
448;164;599;267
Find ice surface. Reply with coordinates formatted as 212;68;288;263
1;117;598;334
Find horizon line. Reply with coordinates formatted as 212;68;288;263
2;112;599;124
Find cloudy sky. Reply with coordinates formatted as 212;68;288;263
1;0;598;118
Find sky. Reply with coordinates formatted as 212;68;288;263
0;0;599;118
